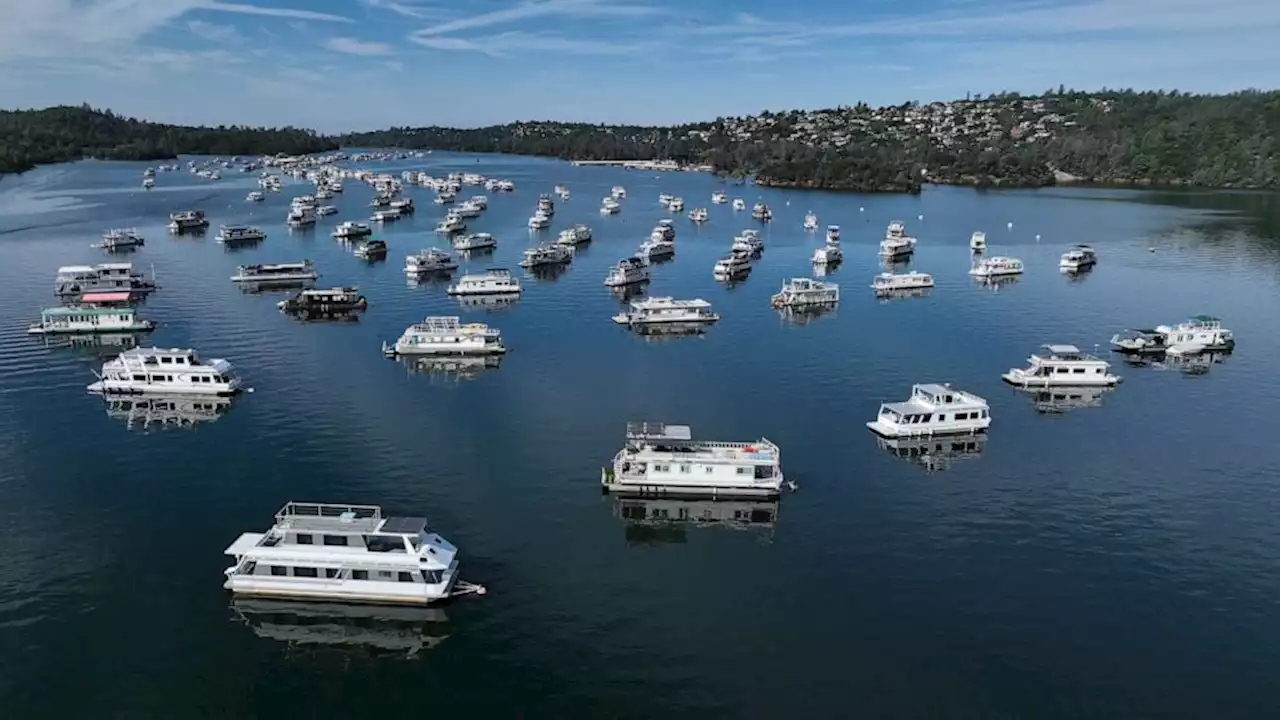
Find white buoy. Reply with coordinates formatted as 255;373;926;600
1035;234;1041;241
1007;221;1014;229
859;207;865;212
917;214;923;220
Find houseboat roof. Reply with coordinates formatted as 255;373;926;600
627;421;692;442
43;305;130;316
81;291;133;303
271;501;428;536
1041;344;1082;355
58;265;97;274
915;383;955;396
1189;314;1221;323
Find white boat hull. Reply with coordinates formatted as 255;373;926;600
866;418;989;438
88;379;242;396
1001;370;1120;387
29;321;154;335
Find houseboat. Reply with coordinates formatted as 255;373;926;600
28;305;155;335
600;197;620;214
519;243;573;268
446;269;522;296
970;231;987;252
354;239;387;260
435;213;466;234
658;193;673;207
651;219;676;242
612;297;719;327
287;207;317;227
770;278;839;308
527;211;552;230
601;422;785;497
277;287;367;314
688;207;709;223
452;233;497;252
216;225;267;244
371;208;402;224
969;256;1024;278
812;237;843;265
638;237;675;261
803;212;818;231
880;222;917;258
169;210;209;232
87;347;243;396
711;190;727;204
1155;315;1235;353
603;256;651;287
55;263;156;297
1001;344;1121;387
389;198;414;214
536;194;555;216
866;383;990;438
316;205;338;216
382;316;506;356
557;225;593;246
731;230;764;255
871;271;934;294
751;202;771;221
453;200;483;218
333;221;373;240
246;191;264;203
612;186;627;199
230;260;317;283
1059;245;1097;272
732;198;746;211
668;197;685;213
96;228;145;251
222;502;483;605
405;248;458;274
713;251;752;279
827;225;840;243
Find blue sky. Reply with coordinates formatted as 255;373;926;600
1;0;1278;132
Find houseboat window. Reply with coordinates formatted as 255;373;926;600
160;357;172;364
736;467;749;475
377;571;394;580
705;466;714;474
324;568;341;579
322;535;347;546
945;395;953;403
352;570;369;580
365;535;404;552
938;414;946;421
296;533;313;544
981;410;989;418
270;565;287;576
243;561;257;575
1072;368;1086;374
133;374;146;381
397;572;415;583
680;464;691;473
1055;367;1069;373
421;569;443;584
293;566;318;578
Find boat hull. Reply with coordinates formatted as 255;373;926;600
230;272;316;283
601;470;783;498
28;321;155;335
866;419;989;438
1001;371;1120;388
88;381;242;397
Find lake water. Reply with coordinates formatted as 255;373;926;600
2;154;1280;718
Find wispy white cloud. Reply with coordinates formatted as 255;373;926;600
201;1;351;23
187;20;238;43
411;0;659;38
323;37;394;55
409;35;498;54
360;0;447;21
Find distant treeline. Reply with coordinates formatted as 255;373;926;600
4;91;1280;192
0;104;335;175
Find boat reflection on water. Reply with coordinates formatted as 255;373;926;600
406;272;453;290
811;260;840;277
526;263;569;283
875;287;931;303
777;305;836;326
220;237;264;252
1014;386;1112;414
974;276;1020;292
238;279;314;294
230;598;450;659
281;308;362;324
398;354;502;381
628;322;709;341
609;283;648;304
42;331;143;357
104;394;233;430
880;257;911;272
1061;265;1094;283
876;434;987;473
1157;350;1229;376
454;294;518;312
614;496;779;545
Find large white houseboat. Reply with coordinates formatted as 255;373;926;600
169;210;209;232
87;347;243;396
28;304;155;335
452;233;497;252
332;221;373;240
731;230;764;255
556;225;593;246
612;297;719;327
880;221;917;258
382;316;506;356
867;383;991;438
216;225;267;244
277;287;367;315
1059;244;1097;272
602;422;786;497
405;248;458;274
812;236;843;265
447;269;522;296
713;251;752;280
604;256;650;287
638;237;675;261
1154;315;1235;354
1002;344;1121;387
223;502;484;605
519;243;573;268
230;260;317;283
55;262;157;297
871;271;934;294
969;256;1024;278
770;278;839;308
96;228;145;251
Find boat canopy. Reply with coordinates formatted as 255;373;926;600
81;291;133;303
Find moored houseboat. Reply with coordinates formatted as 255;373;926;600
602;422;786;497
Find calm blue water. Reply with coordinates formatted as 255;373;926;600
2;155;1280;718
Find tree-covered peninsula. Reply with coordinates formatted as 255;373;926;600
4;89;1279;192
